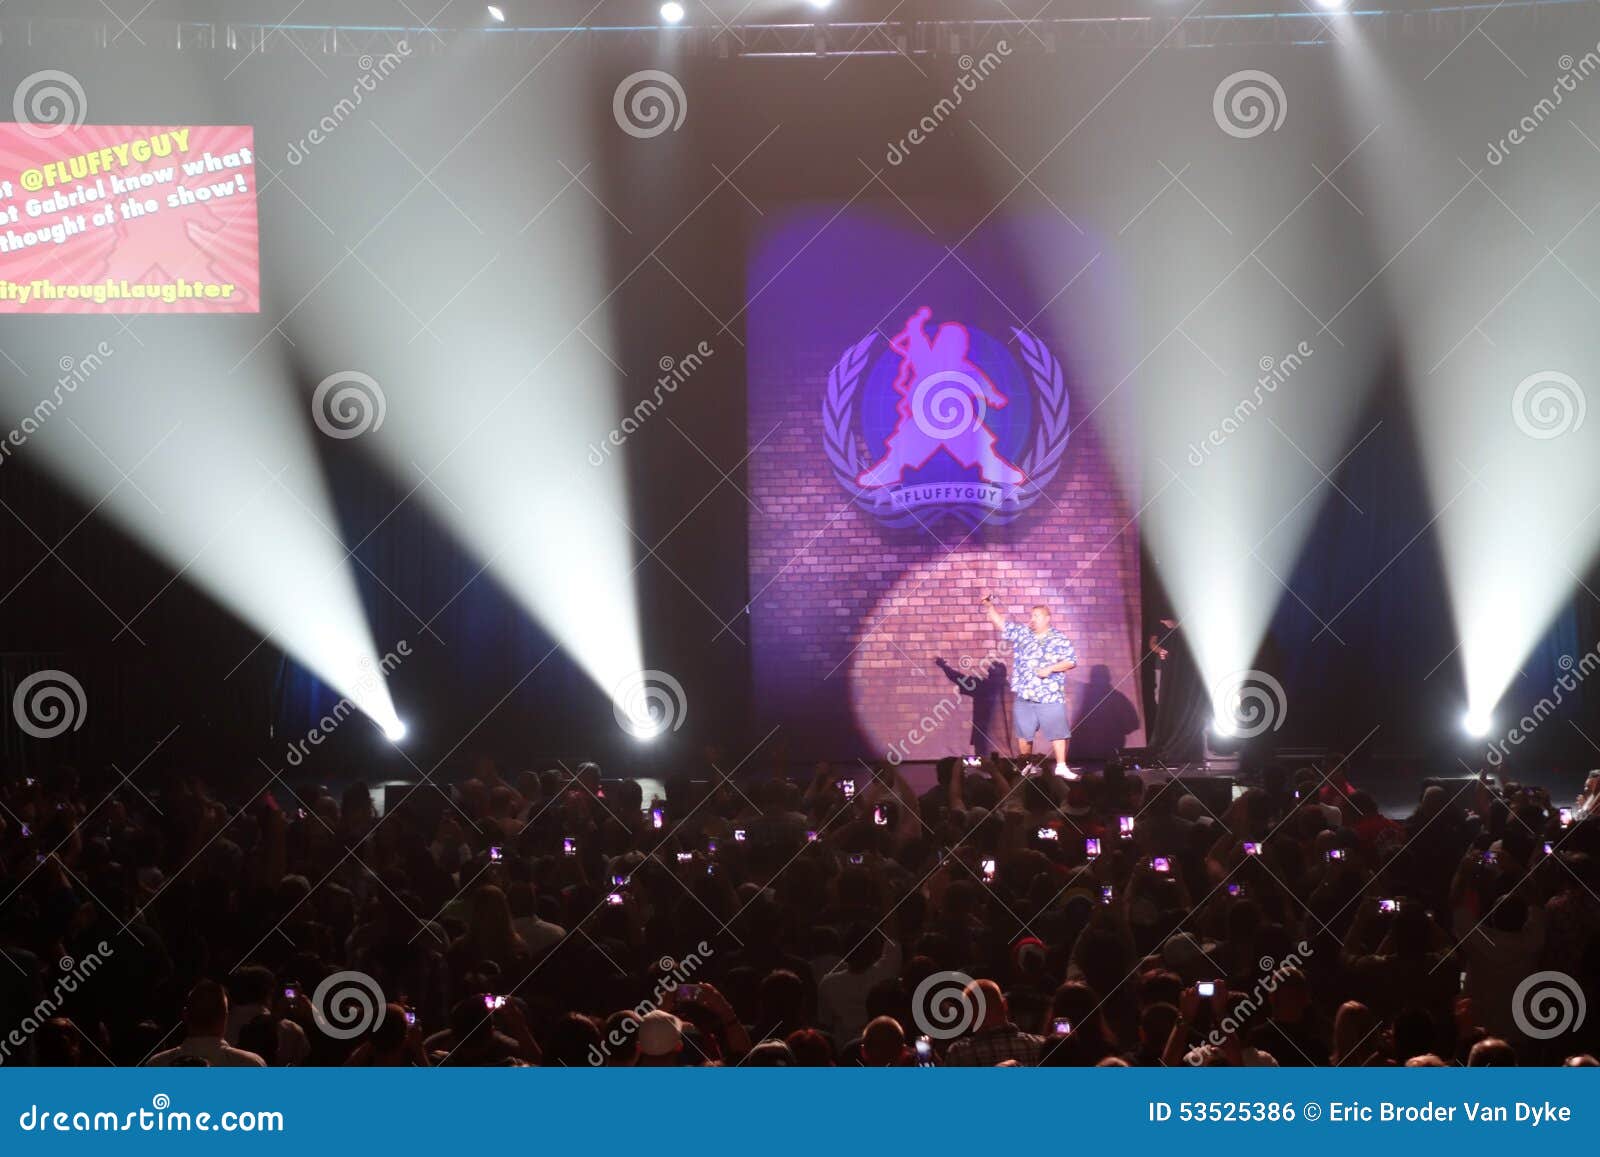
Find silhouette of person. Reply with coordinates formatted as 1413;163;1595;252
858;308;1026;488
934;656;1012;756
1070;664;1142;759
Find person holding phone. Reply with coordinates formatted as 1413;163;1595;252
1575;769;1600;820
982;595;1078;776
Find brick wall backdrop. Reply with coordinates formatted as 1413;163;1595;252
747;338;1145;763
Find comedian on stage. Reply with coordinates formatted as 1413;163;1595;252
983;595;1078;777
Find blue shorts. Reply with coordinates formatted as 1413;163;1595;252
1014;698;1070;743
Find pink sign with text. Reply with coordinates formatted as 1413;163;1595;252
0;123;259;314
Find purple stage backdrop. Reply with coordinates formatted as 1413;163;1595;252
747;206;1145;762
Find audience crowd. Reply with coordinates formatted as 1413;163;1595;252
2;755;1597;1067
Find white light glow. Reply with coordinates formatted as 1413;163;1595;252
487;5;506;22
996;52;1383;714
1334;21;1600;723
263;54;646;718
0;348;404;741
660;2;685;24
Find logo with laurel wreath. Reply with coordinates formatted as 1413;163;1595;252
823;307;1069;527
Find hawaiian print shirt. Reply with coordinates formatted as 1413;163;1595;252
1002;621;1077;704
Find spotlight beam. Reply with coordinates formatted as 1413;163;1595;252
0;343;404;739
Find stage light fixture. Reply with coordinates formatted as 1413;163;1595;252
487;5;506;22
1461;710;1492;739
1315;0;1346;8
1212;713;1238;739
660;2;685;23
808;0;833;10
384;718;409;743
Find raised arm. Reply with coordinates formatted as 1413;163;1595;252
982;594;1007;632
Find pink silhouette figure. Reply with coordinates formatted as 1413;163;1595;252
857;307;1026;488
